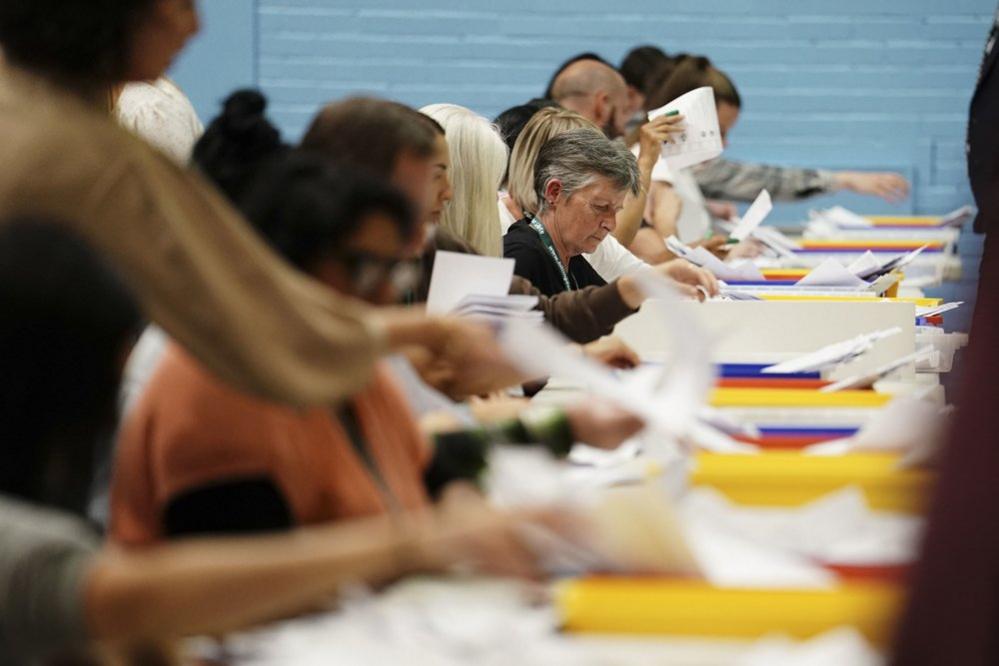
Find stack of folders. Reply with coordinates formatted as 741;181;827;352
452;293;543;325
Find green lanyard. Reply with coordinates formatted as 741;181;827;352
528;218;574;291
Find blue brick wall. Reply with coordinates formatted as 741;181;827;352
174;0;995;329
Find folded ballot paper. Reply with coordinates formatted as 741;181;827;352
648;86;724;171
761;328;902;375
426;251;541;324
728;190;774;242
666;235;765;282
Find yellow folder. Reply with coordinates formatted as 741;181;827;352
710;388;893;409
556;578;903;644
691;451;929;512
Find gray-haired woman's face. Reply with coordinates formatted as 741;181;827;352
548;176;625;256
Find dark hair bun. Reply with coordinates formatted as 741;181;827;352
218;89;278;141
193;89;289;203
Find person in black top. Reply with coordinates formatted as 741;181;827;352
504;127;641;297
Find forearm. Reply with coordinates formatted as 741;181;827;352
613;159;655;246
693;158;835;202
85;514;437;643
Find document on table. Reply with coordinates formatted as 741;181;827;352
810;205;873;229
648;86;723;171
666;235;765;282
796;258;870;289
761;327;903;375
729;190;774;241
426;251;514;315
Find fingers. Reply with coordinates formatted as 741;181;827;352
674;282;703;301
641;114;686;143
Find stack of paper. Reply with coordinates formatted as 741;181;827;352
427;251;542;324
453;293;543;325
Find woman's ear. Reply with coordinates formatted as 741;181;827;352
544;179;563;208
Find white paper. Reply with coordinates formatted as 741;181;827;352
648;86;723;171
796;258;869;289
848;251;881;277
729;190;774;241
807;395;948;459
667;235;765;282
940;204;975;227
915;301;963;319
761;327;902;375
738;628;884;666
819;347;936;392
812;206;872;229
426;251;514;315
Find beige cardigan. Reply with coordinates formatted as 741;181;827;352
0;66;385;405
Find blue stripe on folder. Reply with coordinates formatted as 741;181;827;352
717;363;822;380
757;426;860;437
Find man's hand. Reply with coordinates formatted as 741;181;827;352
834;171;910;203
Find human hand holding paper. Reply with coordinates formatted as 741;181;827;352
648;86;724;171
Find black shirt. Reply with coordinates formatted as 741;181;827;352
969;8;999;235
503;218;606;297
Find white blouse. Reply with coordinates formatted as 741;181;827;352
115;78;204;165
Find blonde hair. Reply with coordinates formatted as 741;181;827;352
420;103;508;257
507;107;600;217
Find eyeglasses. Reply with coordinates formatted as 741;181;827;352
332;251;422;299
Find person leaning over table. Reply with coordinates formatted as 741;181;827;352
0;0;523;410
0;220;563;666
504;129;643;297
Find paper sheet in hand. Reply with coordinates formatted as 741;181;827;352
762;327;902;375
426;251;513;315
729;190;773;241
916;301;963;318
648;86;723;171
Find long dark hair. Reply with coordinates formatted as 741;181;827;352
0;220;140;514
0;0;156;85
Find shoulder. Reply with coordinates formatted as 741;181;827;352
0;497;98;557
503;219;544;254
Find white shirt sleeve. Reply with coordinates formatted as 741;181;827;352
583;234;650;282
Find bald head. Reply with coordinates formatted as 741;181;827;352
550;60;630;138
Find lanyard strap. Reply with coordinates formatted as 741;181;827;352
528;218;573;291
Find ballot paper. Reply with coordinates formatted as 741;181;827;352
796;258;870;289
761;327;902;375
940;204;976;227
855;245;930;282
819;347;937;393
648;86;723;171
497;271;726;450
810;206;873;229
683;487;922;572
425;251;513;315
729;190;774;241
915;301;963;319
847;251;881;278
666;235;765;282
806;395;949;459
737;628;884;666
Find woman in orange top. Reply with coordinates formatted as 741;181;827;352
111;148;432;544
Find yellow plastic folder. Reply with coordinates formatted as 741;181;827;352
756;294;939;306
866;215;948;227
556;578;903;644
691;452;929;512
709;388;893;409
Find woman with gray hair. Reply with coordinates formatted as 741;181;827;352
504;128;642;296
